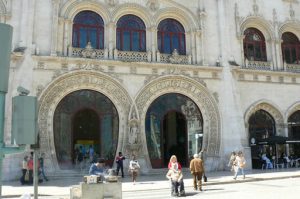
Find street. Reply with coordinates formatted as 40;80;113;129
123;178;300;199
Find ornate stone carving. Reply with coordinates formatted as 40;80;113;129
38;71;132;171
37;62;45;69
252;0;259;15
105;0;118;7
81;42;96;59
147;0;159;12
169;49;183;64
135;76;221;157
36;85;45;98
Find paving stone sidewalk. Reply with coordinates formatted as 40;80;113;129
2;168;300;198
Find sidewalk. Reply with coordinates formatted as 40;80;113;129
2;168;300;198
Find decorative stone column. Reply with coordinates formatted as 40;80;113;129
107;22;116;59
195;29;202;65
198;10;207;65
275;39;283;71
149;26;157;62
63;19;72;56
50;0;60;56
238;35;245;67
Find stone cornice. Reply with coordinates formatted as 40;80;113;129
31;55;223;74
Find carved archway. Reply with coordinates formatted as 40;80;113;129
244;100;284;136
38;70;132;172
286;102;300;122
135;75;221;169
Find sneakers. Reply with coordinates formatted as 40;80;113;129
233;177;237;180
193;187;197;191
243;175;246;179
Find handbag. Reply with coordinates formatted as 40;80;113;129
203;175;207;182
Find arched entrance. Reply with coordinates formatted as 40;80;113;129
249;109;276;169
53;89;119;169
145;93;203;168
288;110;300;157
162;111;187;166
73;109;100;160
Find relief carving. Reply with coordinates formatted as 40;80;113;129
38;71;132;171
135;76;221;157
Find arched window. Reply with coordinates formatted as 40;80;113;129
116;15;146;52
158;19;186;55
249;109;276;140
282;32;300;64
72;11;104;49
243;28;267;61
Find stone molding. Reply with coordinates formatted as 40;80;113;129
37;70;132;171
135;75;221;166
244;101;285;135
285;102;300;121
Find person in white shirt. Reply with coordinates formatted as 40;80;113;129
129;155;140;185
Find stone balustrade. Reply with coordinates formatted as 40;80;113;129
244;59;273;70
285;63;300;73
114;49;150;62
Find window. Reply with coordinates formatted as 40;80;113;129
158;19;186;55
249;110;276;140
282;32;300;64
116;15;146;52
243;28;267;61
72;11;104;49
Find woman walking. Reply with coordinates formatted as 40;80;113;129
233;151;246;180
129;155;140;185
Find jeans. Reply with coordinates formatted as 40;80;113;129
234;167;245;179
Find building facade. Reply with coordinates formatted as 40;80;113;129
1;0;300;180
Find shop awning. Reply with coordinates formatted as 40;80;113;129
257;136;288;145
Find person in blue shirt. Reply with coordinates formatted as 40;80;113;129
89;158;107;177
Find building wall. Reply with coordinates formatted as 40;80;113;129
2;0;300;180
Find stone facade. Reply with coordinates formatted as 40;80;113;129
2;0;300;180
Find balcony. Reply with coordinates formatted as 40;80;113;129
244;59;272;71
69;42;106;59
68;43;193;65
285;63;300;73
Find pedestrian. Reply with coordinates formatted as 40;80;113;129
167;155;185;196
168;155;182;170
128;155;140;185
228;151;236;172
116;151;125;178
88;145;95;163
39;153;49;181
233;151;246;180
189;153;205;191
20;155;29;185
77;146;84;171
27;152;35;184
166;162;185;197
89;158;107;178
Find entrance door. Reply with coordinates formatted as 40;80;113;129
162;111;187;167
72;109;100;162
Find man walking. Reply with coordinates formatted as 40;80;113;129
116;152;125;178
189;154;205;191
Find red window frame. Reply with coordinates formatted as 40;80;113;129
281;32;300;64
116;15;146;52
158;19;186;55
72;11;104;49
243;28;267;61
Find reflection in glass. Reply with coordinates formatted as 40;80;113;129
145;93;203;168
